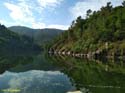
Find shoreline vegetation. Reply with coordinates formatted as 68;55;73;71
47;2;125;59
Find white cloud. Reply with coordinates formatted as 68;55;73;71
4;3;25;21
47;24;69;30
4;0;66;29
37;0;63;8
0;70;73;92
0;18;32;28
32;22;69;30
0;19;18;27
32;22;46;29
4;2;34;23
18;0;33;16
0;19;8;25
0;17;68;30
70;0;123;19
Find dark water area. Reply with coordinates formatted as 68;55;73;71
0;52;125;93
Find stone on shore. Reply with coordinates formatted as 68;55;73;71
67;91;82;93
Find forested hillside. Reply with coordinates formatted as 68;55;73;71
9;26;63;45
49;2;125;57
0;24;40;55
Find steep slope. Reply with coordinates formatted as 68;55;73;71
0;24;40;55
8;26;63;45
49;2;125;57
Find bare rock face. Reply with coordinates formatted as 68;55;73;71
67;91;82;93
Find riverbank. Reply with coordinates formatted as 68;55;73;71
48;49;125;60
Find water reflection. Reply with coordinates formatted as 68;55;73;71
0;56;34;74
0;53;75;93
0;52;125;93
0;70;75;93
46;54;125;93
0;53;60;74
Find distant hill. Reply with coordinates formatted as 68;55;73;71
8;26;35;37
0;24;41;55
8;26;63;45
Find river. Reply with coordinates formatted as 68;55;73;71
0;52;125;93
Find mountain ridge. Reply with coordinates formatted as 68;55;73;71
8;26;64;45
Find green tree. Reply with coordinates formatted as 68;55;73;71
86;9;92;17
106;2;112;11
122;1;125;7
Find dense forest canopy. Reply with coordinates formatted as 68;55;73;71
49;2;125;56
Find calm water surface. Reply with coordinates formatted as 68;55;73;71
0;53;125;93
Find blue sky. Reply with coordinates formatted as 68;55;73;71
0;0;123;30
